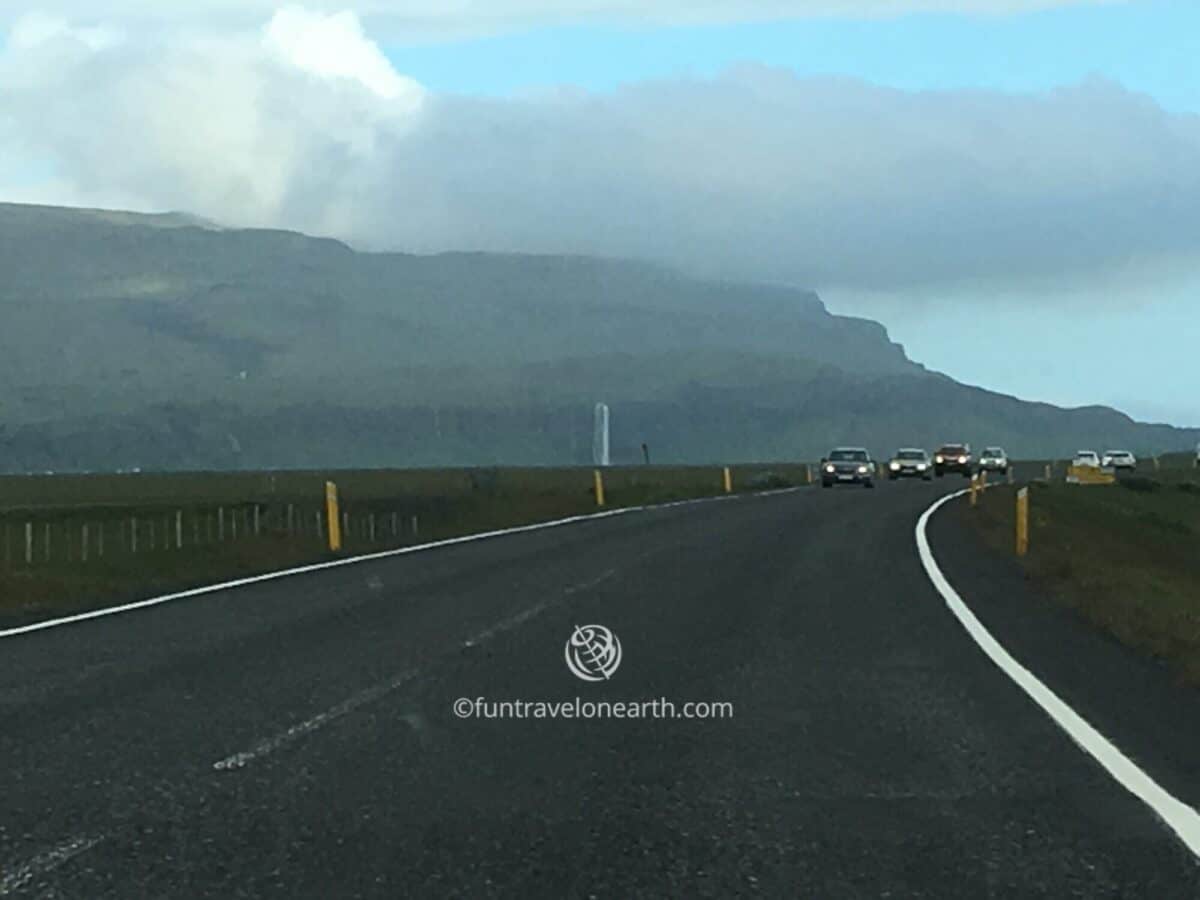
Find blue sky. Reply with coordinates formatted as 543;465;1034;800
378;0;1199;426
2;1;1197;426
387;1;1198;113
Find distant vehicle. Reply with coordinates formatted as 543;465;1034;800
978;447;1009;475
933;444;973;478
821;447;876;488
1102;450;1137;470
887;448;932;481
1073;450;1101;468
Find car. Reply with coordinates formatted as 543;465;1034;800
1102;450;1137;470
978;447;1009;475
887;448;933;480
1073;450;1101;468
820;447;876;488
933;444;973;478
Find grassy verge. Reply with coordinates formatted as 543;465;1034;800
0;462;810;629
967;463;1200;685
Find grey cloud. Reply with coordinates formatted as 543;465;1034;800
2;18;1198;294
356;69;1200;291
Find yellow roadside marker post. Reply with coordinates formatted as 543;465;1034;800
325;480;342;552
723;466;733;494
805;464;813;485
1016;487;1030;557
593;469;606;507
969;474;980;507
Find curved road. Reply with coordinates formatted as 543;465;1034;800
1;480;1198;897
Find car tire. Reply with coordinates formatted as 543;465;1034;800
821;481;832;489
864;480;875;489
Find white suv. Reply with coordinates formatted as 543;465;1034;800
1102;450;1137;471
1073;450;1101;468
978;447;1009;475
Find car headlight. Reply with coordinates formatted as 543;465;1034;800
935;455;944;464
857;465;869;474
890;461;901;470
917;463;927;470
959;456;968;464
825;464;835;474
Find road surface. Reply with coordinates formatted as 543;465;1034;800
2;480;1198;897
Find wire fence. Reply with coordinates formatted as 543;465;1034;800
0;500;424;572
0;462;815;578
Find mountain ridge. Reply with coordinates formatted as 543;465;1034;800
0;200;1194;471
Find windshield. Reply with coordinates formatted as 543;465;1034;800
4;4;1198;897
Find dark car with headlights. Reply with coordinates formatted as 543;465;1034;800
934;443;973;478
820;447;876;488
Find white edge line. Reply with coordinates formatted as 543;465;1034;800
0;487;802;641
916;489;1200;860
0;834;105;896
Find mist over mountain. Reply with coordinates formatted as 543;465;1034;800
0;201;1194;472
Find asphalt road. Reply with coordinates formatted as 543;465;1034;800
2;478;1198;898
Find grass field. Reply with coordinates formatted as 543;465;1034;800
0;462;811;629
967;453;1200;684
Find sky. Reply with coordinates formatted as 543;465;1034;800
1;1;1197;425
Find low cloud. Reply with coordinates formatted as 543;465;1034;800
3;7;1198;294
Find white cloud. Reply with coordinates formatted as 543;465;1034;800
263;7;414;99
2;6;1198;296
0;9;424;231
8;11;123;50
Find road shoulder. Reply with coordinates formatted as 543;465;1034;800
926;496;1200;817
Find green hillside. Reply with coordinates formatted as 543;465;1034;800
0;201;1195;471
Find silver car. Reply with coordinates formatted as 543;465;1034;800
887;448;933;481
978;447;1009;475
